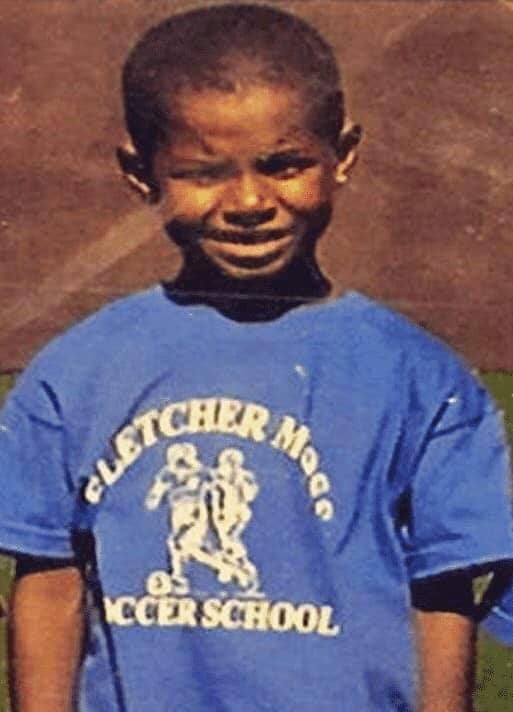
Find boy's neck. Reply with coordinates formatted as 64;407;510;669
162;255;331;322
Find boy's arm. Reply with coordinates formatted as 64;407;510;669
9;561;85;712
411;564;513;712
414;608;475;712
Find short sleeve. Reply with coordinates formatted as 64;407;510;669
0;373;76;558
402;385;513;581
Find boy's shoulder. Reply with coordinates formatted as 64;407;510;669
20;286;171;378
326;291;461;367
330;292;491;416
46;286;165;344
340;291;446;349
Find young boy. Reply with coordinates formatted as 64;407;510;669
1;4;512;711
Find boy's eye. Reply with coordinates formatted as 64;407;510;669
168;164;233;185
256;153;318;179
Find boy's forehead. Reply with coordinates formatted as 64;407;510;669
166;85;321;154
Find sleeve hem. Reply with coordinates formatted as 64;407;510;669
408;549;513;581
0;520;74;559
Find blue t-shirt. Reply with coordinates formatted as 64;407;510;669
1;288;512;711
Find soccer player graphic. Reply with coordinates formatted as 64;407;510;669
145;443;260;595
145;442;210;595
209;448;260;594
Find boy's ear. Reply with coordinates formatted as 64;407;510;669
116;141;160;204
334;124;362;185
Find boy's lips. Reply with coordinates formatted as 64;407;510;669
203;228;291;244
201;233;296;266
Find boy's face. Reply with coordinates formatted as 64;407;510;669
154;84;344;280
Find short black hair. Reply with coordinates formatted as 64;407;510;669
122;3;344;171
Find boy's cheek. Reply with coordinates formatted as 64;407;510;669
161;182;220;221
279;175;333;212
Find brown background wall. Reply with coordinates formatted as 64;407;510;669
1;0;512;371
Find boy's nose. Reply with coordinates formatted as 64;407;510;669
227;170;272;213
223;207;277;228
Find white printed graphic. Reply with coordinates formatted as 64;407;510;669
145;443;260;596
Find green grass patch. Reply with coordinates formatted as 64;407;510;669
474;373;513;711
0;375;15;405
476;631;513;712
0;374;15;710
0;558;12;712
482;372;513;441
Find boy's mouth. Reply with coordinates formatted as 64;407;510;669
201;233;297;270
166;220;293;246
203;233;294;256
165;219;302;275
204;228;291;245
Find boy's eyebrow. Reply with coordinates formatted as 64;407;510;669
255;150;318;169
168;156;230;165
259;148;312;159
